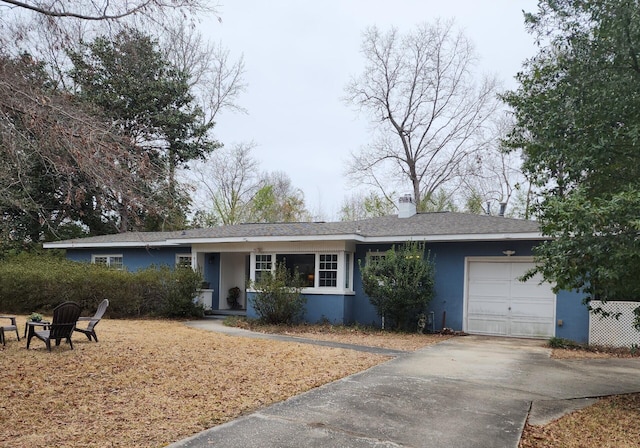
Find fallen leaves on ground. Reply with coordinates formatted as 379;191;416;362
523;340;640;447
232;321;453;351
0;317;440;448
520;393;640;448
552;347;640;359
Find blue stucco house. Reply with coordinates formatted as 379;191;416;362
43;198;589;342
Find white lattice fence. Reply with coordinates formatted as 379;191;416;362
589;301;640;347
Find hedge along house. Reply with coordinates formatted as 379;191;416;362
43;197;590;342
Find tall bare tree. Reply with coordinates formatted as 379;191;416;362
0;0;212;20
460;115;532;217
190;142;261;225
161;20;247;128
189;144;310;225
344;20;500;211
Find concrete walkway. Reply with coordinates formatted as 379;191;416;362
171;320;640;448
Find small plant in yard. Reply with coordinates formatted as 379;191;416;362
547;337;583;349
249;262;306;325
28;312;43;322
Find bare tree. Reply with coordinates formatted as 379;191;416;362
460;115;533;217
190;142;260;225
0;0;213;21
0;0;217;84
161;19;247;129
344;20;500;211
188;144;311;225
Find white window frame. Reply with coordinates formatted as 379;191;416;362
250;251;354;294
318;253;338;287
92;254;124;270
254;253;273;282
344;253;352;290
366;251;386;266
175;254;192;268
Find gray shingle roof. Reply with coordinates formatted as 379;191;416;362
44;212;542;248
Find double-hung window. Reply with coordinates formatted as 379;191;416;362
92;254;124;270
255;254;273;282
253;252;353;291
176;254;192;268
366;252;386;266
318;254;338;287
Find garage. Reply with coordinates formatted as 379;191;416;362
465;259;556;338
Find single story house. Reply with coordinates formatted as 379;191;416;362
43;198;589;342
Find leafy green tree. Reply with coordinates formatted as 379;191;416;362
360;241;435;331
69;28;217;231
248;172;309;223
249;262;306;324
502;0;640;317
190;143;309;225
420;189;459;213
339;191;396;221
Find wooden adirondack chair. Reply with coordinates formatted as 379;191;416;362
74;299;109;342
27;301;82;351
0;315;19;346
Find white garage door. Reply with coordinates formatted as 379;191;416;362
466;260;556;338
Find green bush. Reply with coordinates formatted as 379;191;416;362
360;241;436;331
249;262;306;324
0;252;203;318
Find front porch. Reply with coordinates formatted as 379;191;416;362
195;251;250;313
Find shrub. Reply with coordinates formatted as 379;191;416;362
360;241;436;331
249;262;306;324
0;252;203;318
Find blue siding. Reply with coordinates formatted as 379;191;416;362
353;240;589;341
353;245;384;326
66;247;191;270
246;292;351;325
555;290;590;342
65;239;590;342
426;240;537;332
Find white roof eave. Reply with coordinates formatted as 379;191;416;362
42;241;184;249
44;231;546;249
362;232;546;243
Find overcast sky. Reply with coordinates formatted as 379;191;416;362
199;0;540;220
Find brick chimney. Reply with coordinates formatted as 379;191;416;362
398;194;417;218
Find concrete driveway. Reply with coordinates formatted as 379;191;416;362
170;325;640;448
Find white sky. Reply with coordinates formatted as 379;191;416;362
199;0;540;220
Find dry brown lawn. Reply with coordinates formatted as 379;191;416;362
0;316;444;448
230;319;453;351
4;316;638;448
520;393;640;448
519;345;640;448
